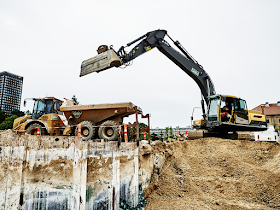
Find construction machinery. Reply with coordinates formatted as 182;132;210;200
80;29;267;139
13;97;141;141
13;97;66;136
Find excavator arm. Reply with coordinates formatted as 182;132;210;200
80;29;215;105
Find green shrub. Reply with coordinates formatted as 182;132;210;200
0;115;18;130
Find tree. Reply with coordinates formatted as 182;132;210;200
0;109;7;124
11;109;25;117
72;95;79;105
0;115;18;130
165;127;169;140
169;126;174;138
139;122;147;132
25;110;32;115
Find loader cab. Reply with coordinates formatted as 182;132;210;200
207;95;249;124
31;97;63;120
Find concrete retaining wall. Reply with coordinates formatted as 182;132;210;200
0;131;142;210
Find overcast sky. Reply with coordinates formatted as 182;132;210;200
1;0;279;128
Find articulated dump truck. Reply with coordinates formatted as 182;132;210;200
13;97;142;141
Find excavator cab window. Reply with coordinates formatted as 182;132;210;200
220;97;234;122
233;99;249;124
233;99;248;112
208;97;220;121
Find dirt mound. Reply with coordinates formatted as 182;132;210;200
143;138;280;210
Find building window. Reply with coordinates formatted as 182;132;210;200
267;119;270;123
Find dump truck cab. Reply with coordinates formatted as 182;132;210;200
31;97;63;119
13;97;66;135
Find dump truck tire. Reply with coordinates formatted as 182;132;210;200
75;121;95;141
98;120;119;141
26;123;47;135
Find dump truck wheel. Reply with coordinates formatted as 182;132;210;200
26;123;46;135
98;120;119;141
75;121;95;141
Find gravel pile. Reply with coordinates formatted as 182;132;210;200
143;138;280;210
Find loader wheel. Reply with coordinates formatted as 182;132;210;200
98;120;119;141
26;123;46;135
75;121;95;141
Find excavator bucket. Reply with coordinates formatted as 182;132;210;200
80;47;123;77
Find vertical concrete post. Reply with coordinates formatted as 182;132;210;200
133;144;139;208
0;132;24;210
112;148;120;210
136;111;139;141
79;141;88;210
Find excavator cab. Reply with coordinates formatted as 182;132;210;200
206;94;267;131
208;95;249;124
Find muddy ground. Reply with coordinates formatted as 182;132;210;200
141;138;280;210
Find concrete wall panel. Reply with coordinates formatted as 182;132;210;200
0;132;145;210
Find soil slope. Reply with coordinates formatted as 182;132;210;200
143;138;280;210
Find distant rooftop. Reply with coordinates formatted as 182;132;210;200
0;71;23;80
252;102;280;115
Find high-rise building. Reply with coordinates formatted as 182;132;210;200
0;71;23;114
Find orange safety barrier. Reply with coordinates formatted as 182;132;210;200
178;131;180;141
37;127;40;136
124;124;128;143
78;124;82;137
186;130;189;141
144;132;146;140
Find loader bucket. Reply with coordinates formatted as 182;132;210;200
80;49;123;77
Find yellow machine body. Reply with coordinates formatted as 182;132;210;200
13;113;66;135
192;94;267;131
13;97;67;135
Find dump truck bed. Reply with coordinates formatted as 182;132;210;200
60;102;142;125
60;102;141;111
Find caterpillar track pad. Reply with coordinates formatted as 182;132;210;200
80;49;122;77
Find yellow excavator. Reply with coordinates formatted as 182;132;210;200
80;29;267;139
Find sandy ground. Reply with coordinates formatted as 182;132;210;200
143;138;280;210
